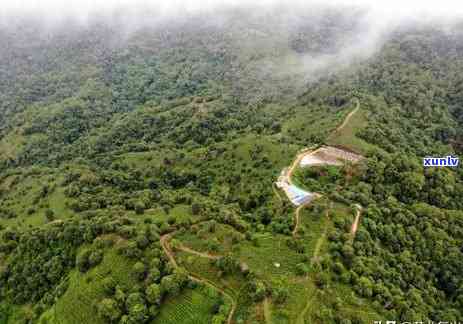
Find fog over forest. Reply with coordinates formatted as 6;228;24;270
3;0;463;106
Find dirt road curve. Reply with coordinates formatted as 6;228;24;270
350;204;362;236
334;99;360;134
160;232;237;324
286;148;321;236
176;243;221;260
158;99;363;323
263;297;272;324
287;149;315;186
284;99;363;237
160;233;177;266
292;202;320;237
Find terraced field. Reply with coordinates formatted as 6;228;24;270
39;248;136;324
30;98;371;324
152;288;218;324
157;99;378;323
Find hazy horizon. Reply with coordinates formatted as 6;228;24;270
2;0;463;103
3;0;463;22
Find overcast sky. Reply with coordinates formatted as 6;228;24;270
3;0;463;21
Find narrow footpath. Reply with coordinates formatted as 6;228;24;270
350;204;363;237
334;99;360;134
160;231;237;324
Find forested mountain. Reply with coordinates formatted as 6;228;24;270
0;4;462;324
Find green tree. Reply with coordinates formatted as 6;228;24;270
145;283;161;305
45;209;55;221
132;262;146;281
97;298;121;322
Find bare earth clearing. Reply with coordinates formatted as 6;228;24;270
158;101;365;324
277;101;364;237
280;145;363;236
277;101;366;322
350;204;363;236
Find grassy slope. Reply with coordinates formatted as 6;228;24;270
166;103;381;323
0;131;24;161
1;97;375;323
282;105;344;145
326;105;375;154
144;204;194;224
0;172;76;229
39;247;136;324
296;201;380;323
151;288;217;324
172;198;381;323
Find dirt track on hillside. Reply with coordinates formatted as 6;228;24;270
176;243;221;260
263;297;272;324
350;204;362;236
286;148;322;236
334;99;360;133
159;99;365;323
281;100;364;238
160;232;237;324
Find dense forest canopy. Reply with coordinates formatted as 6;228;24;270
1;2;463;324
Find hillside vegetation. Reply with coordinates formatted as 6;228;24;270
1;7;463;324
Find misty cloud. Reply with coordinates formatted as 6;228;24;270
2;0;463;104
3;0;463;22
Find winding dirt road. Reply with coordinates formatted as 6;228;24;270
159;99;364;324
160;232;237;324
176;243;221;260
282;99;363;237
285;148;322;236
350;204;362;236
263;297;272;324
333;98;360;134
289;100;364;323
292;203;316;236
